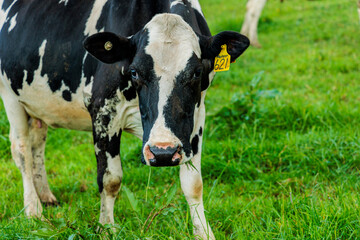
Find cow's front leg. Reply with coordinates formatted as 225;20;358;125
93;131;122;225
180;147;215;240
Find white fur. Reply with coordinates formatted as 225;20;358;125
58;0;69;6
82;77;93;108
8;12;17;32
0;0;17;30
143;14;201;164
170;0;184;8
0;0;4;26
94;143;101;155
84;0;107;36
188;0;204;16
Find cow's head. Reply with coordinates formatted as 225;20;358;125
84;14;249;167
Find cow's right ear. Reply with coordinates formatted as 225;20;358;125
83;32;135;64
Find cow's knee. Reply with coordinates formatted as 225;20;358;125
183;176;203;202
103;170;122;197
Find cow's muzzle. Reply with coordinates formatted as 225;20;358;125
143;143;182;167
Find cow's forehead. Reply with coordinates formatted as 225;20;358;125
144;14;201;77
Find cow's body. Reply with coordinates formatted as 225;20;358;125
0;0;249;239
0;0;169;131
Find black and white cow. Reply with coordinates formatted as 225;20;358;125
0;0;249;238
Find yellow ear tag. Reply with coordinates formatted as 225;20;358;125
104;41;113;51
214;44;231;72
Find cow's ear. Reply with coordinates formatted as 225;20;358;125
200;31;250;62
83;32;135;64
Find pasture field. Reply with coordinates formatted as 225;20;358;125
1;0;360;239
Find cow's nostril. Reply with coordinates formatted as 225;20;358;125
149;145;177;159
149;145;181;167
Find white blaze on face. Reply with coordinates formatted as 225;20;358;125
84;0;107;36
143;14;201;153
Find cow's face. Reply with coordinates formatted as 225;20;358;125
84;14;249;167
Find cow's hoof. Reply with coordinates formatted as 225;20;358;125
43;200;59;207
250;40;262;48
39;192;58;206
24;199;43;219
194;230;215;240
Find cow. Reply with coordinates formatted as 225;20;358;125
0;0;249;239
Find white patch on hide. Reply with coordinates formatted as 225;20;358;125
93;89;140;140
188;0;204;16
84;0;107;36
23;70;28;82
12;40;92;130
58;0;69;6
105;152;122;177
0;0;17;30
170;0;184;8
82;77;93;108
94;143;101;155
8;12;17;32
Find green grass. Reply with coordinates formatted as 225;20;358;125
1;0;360;239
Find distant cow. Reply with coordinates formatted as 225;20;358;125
0;0;249;239
241;0;285;48
241;0;267;48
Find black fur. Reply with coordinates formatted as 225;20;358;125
163;54;202;157
191;134;199;155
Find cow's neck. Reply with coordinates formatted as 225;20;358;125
106;0;170;36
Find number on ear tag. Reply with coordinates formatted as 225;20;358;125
214;44;231;72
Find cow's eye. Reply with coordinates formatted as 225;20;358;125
130;69;138;80
194;68;202;78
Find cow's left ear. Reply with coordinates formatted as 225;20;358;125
83;32;135;64
200;31;250;62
